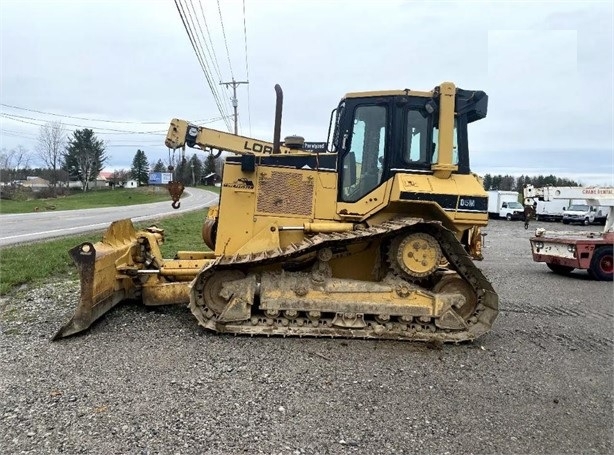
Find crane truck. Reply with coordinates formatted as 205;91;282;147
524;184;614;281
54;82;498;343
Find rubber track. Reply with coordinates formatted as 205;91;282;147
188;217;499;343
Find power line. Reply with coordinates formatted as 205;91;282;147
1;127;38;137
1;112;229;139
174;0;233;131
184;0;234;119
108;144;168;148
242;0;252;136
1;103;174;125
1;102;222;128
1;113;166;135
0;130;38;141
217;0;235;79
194;0;224;83
173;0;224;125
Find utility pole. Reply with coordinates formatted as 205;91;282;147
220;78;249;135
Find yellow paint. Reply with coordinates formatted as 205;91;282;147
431;82;458;179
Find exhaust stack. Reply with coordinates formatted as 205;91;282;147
273;84;283;154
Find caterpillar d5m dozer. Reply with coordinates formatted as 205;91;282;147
54;82;498;343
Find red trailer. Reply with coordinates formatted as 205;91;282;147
530;230;613;281
524;185;614;281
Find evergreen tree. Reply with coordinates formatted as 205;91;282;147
153;159;166;172
483;173;580;191
499;174;515;191
188;154;203;186
63;129;107;192
204;153;217;176
174;158;185;183
482;173;492;191
131;149;150;186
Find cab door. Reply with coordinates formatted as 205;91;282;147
336;100;391;220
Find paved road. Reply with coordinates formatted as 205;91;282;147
0;187;219;247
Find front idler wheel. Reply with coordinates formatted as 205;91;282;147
202;270;246;315
432;273;478;321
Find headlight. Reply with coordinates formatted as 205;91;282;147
567;245;576;253
535;241;544;249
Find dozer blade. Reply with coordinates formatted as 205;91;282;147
53;219;139;340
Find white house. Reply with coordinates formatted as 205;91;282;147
21;176;50;191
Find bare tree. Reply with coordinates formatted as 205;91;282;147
36;121;67;193
0;145;31;183
111;169;130;187
12;145;31;171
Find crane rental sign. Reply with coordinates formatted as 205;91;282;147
148;172;173;185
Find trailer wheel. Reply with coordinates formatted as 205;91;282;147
589;247;613;281
535;214;540;221
546;263;574;275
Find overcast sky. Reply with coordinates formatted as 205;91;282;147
1;0;612;185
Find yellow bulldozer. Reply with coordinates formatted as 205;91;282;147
54;82;498;343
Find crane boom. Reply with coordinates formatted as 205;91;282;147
523;184;614;206
165;118;314;157
523;184;614;232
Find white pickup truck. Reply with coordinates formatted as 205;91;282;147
562;204;608;225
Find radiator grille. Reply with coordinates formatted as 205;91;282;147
257;171;314;216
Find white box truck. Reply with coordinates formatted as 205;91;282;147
534;200;570;222
487;190;523;220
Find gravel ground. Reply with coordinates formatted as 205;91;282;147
1;219;612;454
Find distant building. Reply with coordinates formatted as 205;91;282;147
203;172;221;186
20;176;50;191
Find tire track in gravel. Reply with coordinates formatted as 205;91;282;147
497;328;613;353
501;301;613;320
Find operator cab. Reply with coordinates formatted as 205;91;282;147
327;86;488;203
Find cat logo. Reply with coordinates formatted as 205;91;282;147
223;178;254;190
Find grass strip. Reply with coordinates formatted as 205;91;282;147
0;209;209;295
0;187;172;214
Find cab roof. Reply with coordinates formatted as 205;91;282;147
343;89;434;99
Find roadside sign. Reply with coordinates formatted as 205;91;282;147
149;172;172;185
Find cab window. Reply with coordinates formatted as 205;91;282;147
341;105;387;202
431;119;459;165
403;110;429;164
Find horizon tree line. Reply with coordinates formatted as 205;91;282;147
0;120;224;192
